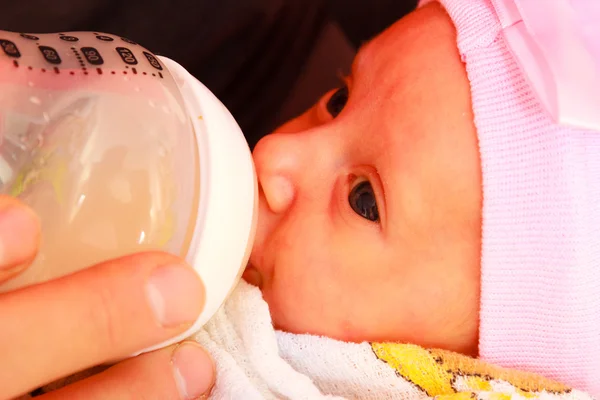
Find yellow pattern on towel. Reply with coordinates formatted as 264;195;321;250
372;343;571;399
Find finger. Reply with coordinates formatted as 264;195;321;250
0;251;205;400
38;341;215;400
0;196;40;283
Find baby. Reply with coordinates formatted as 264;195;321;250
240;0;600;396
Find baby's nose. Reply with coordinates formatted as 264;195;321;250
252;132;305;214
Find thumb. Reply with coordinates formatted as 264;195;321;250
0;196;40;283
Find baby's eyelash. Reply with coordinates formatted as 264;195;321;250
336;69;352;89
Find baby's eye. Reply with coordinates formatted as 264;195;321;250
348;180;379;222
326;86;348;118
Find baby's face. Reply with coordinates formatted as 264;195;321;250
244;3;483;355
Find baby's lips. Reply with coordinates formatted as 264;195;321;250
242;263;263;288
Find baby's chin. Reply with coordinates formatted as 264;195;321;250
242;263;263;288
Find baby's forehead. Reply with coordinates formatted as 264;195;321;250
338;4;475;171
349;5;457;97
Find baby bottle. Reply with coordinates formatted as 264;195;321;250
0;31;257;352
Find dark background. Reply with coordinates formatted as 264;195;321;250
0;0;417;148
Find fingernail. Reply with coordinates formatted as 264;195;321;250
172;342;215;399
145;264;204;327
0;205;39;268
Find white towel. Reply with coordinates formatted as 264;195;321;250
193;281;593;400
193;280;341;400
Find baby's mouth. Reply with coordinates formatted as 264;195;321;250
242;263;263;288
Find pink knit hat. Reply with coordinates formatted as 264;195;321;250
424;0;600;396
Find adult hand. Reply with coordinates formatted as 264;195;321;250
0;197;215;400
